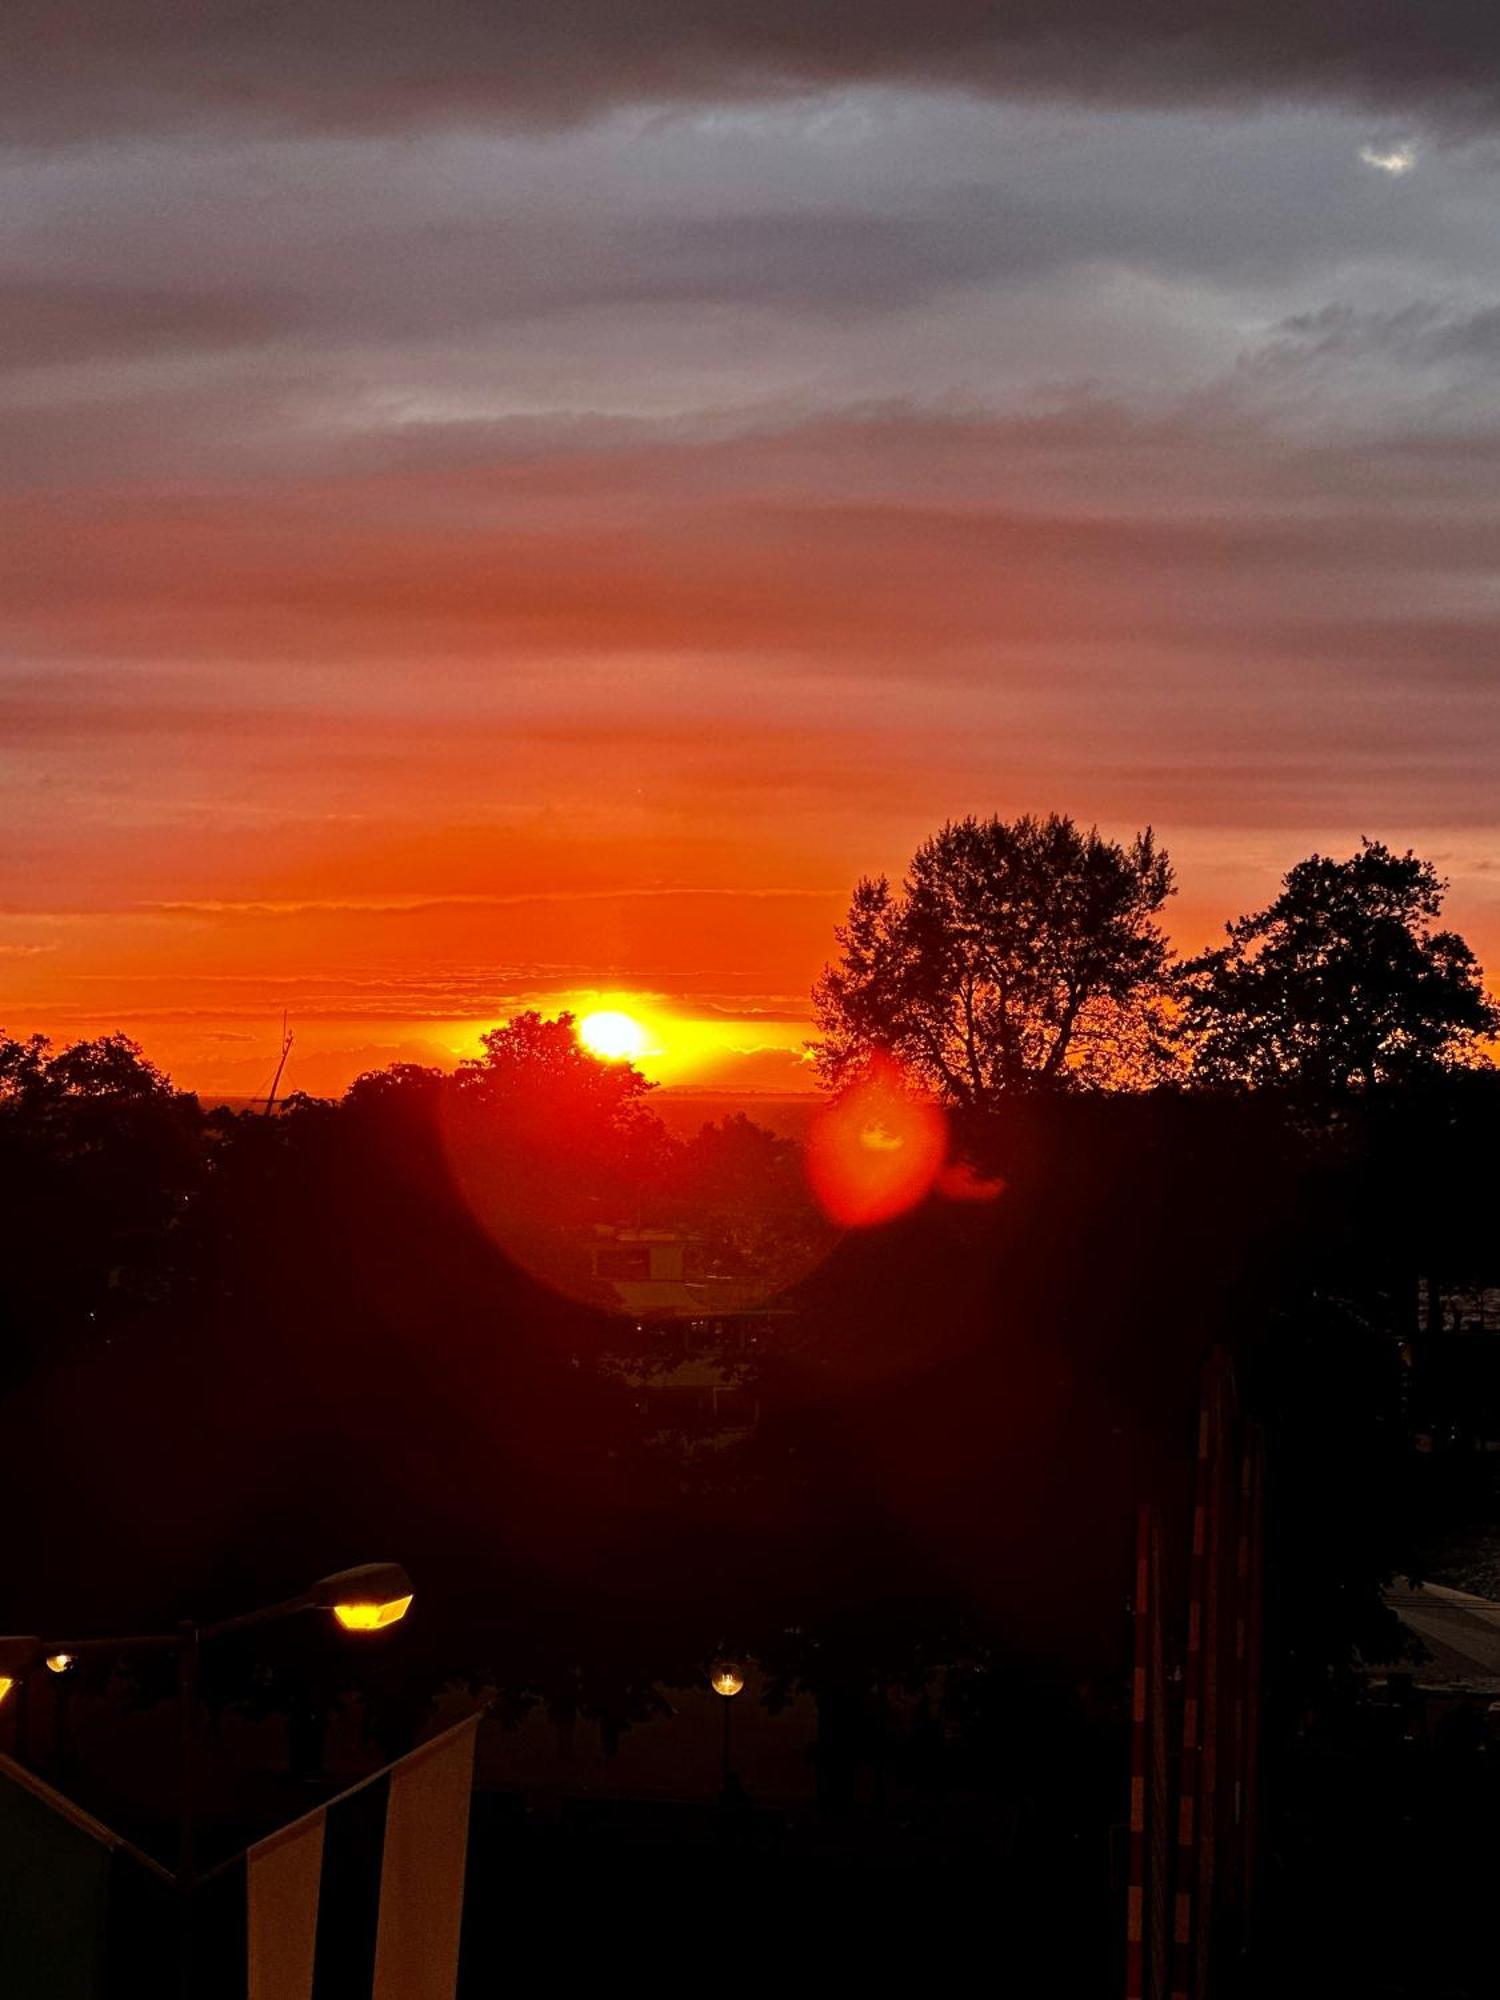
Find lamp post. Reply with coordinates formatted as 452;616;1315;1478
166;1563;414;1925
4;1563;413;2000
709;1661;745;1803
45;1650;75;1787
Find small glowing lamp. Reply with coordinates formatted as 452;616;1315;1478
332;1595;413;1632
44;1653;75;1675
0;1636;43;1691
308;1564;413;1633
710;1664;745;1699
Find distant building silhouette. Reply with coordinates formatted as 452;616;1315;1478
589;1225;787;1435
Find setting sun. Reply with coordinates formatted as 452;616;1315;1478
578;1010;652;1063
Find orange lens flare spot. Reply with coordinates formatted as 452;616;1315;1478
936;1161;1007;1205
805;1062;947;1228
577;1010;650;1062
44;1653;74;1675
332;1595;413;1632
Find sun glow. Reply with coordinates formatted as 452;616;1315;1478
1359;140;1417;176
446;993;812;1089
578;1009;652;1062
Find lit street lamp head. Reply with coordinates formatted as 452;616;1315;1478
45;1653;75;1675
710;1663;745;1698
332;1597;413;1632
309;1563;414;1632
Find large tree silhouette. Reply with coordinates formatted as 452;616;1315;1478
812;813;1174;1101
1181;840;1498;1094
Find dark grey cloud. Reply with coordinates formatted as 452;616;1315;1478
1276;299;1500;370
5;2;1500;146
7;95;1496;452
0;196;1306;378
2;280;282;368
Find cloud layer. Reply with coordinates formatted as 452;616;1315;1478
7;2;1500;145
2;24;1498;1091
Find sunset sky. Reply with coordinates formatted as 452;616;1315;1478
4;7;1499;1098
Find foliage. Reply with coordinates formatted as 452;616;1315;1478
663;1113;833;1292
0;1031;202;1386
0;874;1493;1795
1181;840;1498;1095
456;1009;658;1130
0;1029;175;1109
811;813;1175;1101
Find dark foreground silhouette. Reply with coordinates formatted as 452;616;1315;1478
1;1019;1497;1992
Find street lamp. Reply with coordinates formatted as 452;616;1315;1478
164;1560;415;1989
23;1563;413;1999
315;1564;414;1632
710;1659;745;1803
0;1639;79;1768
170;1561;415;1644
43;1649;77;1788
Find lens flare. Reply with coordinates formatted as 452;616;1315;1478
936;1160;1006;1205
805;1060;947;1228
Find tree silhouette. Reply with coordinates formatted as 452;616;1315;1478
0;1031;53;1102
665;1113;831;1293
0;1031;202;1387
812;813;1174;1101
0;1029;174;1109
1181;840;1498;1095
43;1032;176;1102
455;1009;657;1132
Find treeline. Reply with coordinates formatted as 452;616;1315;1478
0;823;1496;1763
814;821;1497;1099
0;1011;820;1392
